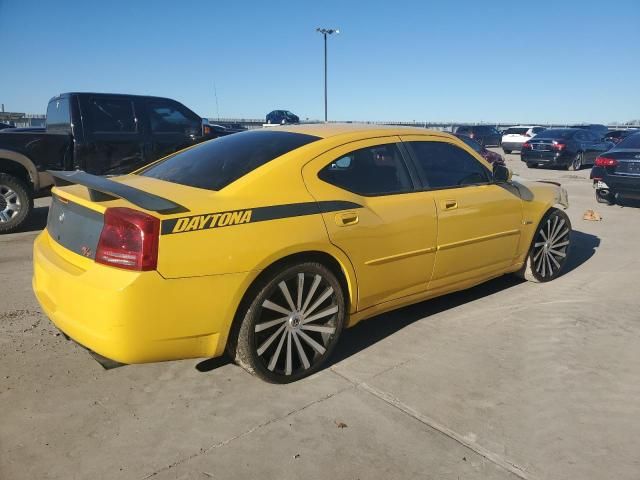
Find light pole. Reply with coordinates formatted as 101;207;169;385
316;27;339;122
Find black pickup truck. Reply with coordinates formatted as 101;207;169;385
0;92;224;233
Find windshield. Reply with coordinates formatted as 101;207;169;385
139;130;319;190
456;135;481;152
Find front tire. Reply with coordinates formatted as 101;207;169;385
232;262;346;383
516;208;571;283
503;149;512;154
0;174;33;234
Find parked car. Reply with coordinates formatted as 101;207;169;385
590;131;640;204
0;122;14;130
266;110;299;125
521;128;614;170
453;125;502;147
0;92;219;234
203;122;246;137
501;126;546;153
603;129;638;145
33;125;571;383
455;134;504;164
570;124;609;139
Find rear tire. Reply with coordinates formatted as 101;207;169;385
503;149;512;154
526;162;538;168
0;173;33;234
232;262;346;383
568;152;583;171
516;208;571;283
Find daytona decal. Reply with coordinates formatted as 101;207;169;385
161;201;362;235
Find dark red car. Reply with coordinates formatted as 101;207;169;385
455;134;505;164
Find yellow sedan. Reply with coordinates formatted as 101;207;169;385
32;124;571;382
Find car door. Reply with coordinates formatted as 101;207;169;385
302;137;438;311
145;99;202;162
401;135;523;292
77;95;145;175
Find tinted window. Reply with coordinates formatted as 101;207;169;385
533;129;575;139
616;132;640;149
456;135;482;153
148;101;200;135
140;130;319;191
455;126;471;134
532;127;546;134
46;98;71;132
408;141;490;189
504;127;529;135
85;98;136;133
318;144;412;196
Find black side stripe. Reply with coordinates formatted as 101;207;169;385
160;200;362;235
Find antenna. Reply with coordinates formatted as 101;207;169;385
213;82;220;121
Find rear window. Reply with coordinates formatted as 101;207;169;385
616;132;640;149
139;130;319;191
504;128;529;135
46;98;71;132
533;129;575;139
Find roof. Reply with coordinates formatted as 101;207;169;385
274;122;446;139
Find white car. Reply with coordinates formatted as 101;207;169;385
501;126;546;153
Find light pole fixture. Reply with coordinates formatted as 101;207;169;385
316;27;339;122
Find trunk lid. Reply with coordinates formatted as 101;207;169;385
603;149;640;176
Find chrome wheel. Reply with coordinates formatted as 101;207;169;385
0;184;22;223
531;213;570;279
569;153;583;171
253;271;340;378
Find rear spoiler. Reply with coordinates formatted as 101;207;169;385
48;170;188;214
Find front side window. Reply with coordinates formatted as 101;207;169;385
408;141;490;189
85;98;136;133
318;143;413;196
148;101;200;135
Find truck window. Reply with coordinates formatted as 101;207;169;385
46;98;71;133
148;101;200;135
85;98;137;133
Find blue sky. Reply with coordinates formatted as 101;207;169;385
1;0;638;123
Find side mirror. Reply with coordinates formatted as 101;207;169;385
493;163;512;183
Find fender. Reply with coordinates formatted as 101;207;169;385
0;149;48;190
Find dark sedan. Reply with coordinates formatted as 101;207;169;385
521;128;614;170
591;132;640;204
453;125;502;147
266;110;299;125
604;129;638;145
455;134;505;164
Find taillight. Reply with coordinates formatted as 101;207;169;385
96;208;159;271
522;142;531;150
203;125;211;135
552;142;566;151
595;156;618;167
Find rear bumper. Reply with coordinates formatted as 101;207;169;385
32;230;249;364
591;168;640;195
521;150;573;166
501;141;524;151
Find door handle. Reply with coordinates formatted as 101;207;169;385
335;211;359;226
441;200;458;210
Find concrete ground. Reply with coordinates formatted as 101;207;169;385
1;151;639;480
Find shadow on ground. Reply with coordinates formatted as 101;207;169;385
15;206;49;233
196;229;600;375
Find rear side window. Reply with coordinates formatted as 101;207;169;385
532;127;546;134
139;130;319;191
85;98;136;133
46;98;71;132
617;133;640;149
148;100;201;135
408;141;490;189
318;143;413;196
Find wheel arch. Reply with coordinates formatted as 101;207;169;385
0;150;39;190
224;247;358;357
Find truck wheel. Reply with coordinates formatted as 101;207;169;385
232;262;346;383
0;173;33;234
516;208;571;283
